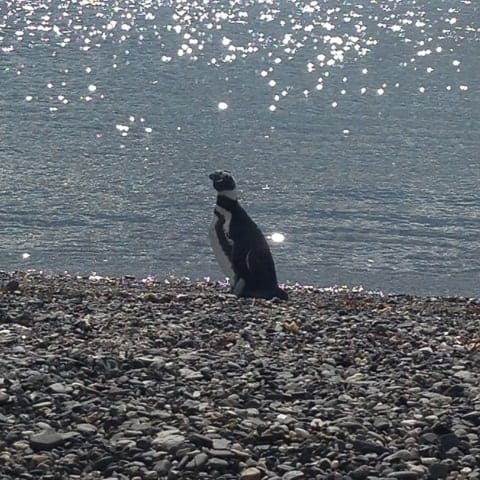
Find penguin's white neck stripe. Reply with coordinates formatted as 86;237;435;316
217;189;238;201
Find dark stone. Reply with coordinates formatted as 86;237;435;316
462;411;480;426
431;422;451;435
4;280;19;293
420;433;438;444
93;456;114;470
189;433;214;448
352;439;390;455
351;465;376;480
443;384;466;397
429;462;450;479
439;433;460;451
29;430;66;452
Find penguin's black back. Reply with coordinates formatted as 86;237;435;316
217;195;287;300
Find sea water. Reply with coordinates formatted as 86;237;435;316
1;0;479;296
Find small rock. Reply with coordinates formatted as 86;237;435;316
387;471;420;479
49;383;71;394
240;467;262;480
385;449;415;462
29;430;66;452
351;465;375;480
179;367;203;380
4;280;19;293
152;431;186;452
31;453;49;465
439;433;461;450
189;433;214;448
208;457;229;469
153;459;171;474
429;462;450;479
76;424;97;435
282;471;304;480
186;452;208;469
353;439;390;455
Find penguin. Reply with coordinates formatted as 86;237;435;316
208;170;288;300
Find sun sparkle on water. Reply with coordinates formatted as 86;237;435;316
270;232;285;243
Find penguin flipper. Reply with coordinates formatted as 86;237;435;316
245;248;277;281
239;247;287;300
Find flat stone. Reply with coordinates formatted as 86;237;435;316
179;367;203;379
351;465;376;479
282;471;304;480
208;448;237;458
387;471;420;479
208;457;229;469
49;383;72;394
462;411;480;426
353;439;390;455
428;462;450;479
76;423;97;435
439;433;461;450
385;449;415;462
29;430;66;452
153;459;171;475
31;453;50;465
189;433;214;448
186;452;208;469
240;467;262;480
152;431;186;452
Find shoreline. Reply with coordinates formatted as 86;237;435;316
1;271;479;480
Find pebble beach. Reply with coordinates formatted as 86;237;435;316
1;271;479;480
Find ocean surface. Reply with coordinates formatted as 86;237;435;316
1;0;479;296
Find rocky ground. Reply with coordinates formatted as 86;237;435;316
0;271;479;480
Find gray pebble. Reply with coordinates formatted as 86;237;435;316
282;471;304;480
75;423;97;435
29;430;66;451
186;452;208;469
208;457;230;469
387;471;420;479
152;431;186;452
351;465;376;480
240;467;262;480
189;432;214;448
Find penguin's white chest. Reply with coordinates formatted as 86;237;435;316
209;205;235;280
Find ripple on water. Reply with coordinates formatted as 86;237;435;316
1;0;479;295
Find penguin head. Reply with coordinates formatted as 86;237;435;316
209;170;237;195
